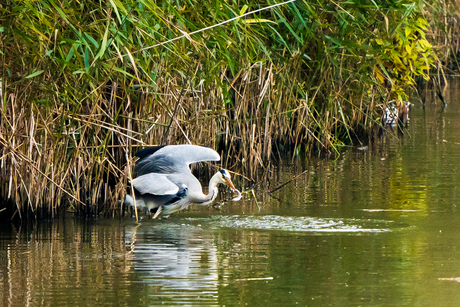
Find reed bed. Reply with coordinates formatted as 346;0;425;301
0;0;438;219
423;0;460;74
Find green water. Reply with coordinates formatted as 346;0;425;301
2;82;460;306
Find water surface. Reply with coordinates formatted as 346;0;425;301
2;82;460;306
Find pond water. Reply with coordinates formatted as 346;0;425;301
2;81;460;306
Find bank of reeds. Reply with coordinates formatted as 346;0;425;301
0;0;436;219
423;0;460;75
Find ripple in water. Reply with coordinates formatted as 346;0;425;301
190;215;394;233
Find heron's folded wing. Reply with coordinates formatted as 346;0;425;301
131;173;179;195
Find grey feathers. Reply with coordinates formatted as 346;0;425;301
134;145;220;176
131;173;179;195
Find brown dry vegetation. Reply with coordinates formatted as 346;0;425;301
0;0;455;219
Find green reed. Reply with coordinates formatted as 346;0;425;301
0;0;437;219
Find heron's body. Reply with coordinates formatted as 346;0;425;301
124;145;236;217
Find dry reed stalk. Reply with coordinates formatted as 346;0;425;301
0;0;443;219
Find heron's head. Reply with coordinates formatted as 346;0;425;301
219;169;236;191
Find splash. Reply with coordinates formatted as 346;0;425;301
192;215;393;233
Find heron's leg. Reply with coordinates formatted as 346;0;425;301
152;206;162;219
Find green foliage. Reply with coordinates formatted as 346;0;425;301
374;17;434;101
0;0;436;217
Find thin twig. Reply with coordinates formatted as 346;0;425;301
269;169;308;194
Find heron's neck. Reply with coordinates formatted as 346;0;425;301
200;172;221;205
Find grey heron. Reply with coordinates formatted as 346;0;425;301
124;144;239;217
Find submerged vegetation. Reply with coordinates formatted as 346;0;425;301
0;0;455;219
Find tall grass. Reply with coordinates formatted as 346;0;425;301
423;0;460;75
0;0;435;219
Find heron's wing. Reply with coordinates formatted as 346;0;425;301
134;145;166;160
134;145;220;175
131;173;179;195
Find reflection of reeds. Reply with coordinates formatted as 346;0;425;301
0;1;439;218
0;220;131;306
0;220;225;305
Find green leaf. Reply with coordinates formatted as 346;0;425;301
66;46;75;62
26;70;44;79
96;22;109;60
108;66;136;78
224;53;235;76
324;35;341;47
240;5;248;15
108;0;123;24
242;19;277;24
84;33;99;49
84;47;90;72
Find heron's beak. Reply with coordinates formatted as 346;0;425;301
224;177;237;192
224;177;242;201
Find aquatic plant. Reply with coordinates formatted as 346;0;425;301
0;0;436;219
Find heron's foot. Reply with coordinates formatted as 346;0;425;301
152;206;162;219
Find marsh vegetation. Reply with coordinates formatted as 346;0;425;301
0;0;457;219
